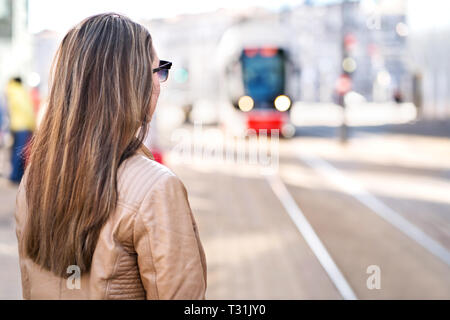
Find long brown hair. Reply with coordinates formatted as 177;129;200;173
24;13;155;277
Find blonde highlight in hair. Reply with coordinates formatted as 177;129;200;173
24;13;155;277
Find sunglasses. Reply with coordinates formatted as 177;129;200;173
152;60;172;82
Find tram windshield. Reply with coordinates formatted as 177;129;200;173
240;48;285;108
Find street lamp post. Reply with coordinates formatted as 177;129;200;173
338;0;352;144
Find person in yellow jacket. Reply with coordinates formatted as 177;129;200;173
5;77;36;183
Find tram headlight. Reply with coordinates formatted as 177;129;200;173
238;95;254;112
274;95;291;112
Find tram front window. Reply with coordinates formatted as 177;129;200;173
240;48;285;109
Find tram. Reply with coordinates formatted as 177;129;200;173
216;20;300;137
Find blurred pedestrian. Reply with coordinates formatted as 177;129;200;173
412;72;423;118
0;93;6;140
14;13;206;300
393;89;403;104
5;77;35;183
0;93;8;156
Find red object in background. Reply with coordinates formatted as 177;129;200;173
336;74;352;96
30;87;41;116
244;47;279;58
151;148;164;164
246;110;285;134
259;47;278;57
344;33;357;52
244;48;259;58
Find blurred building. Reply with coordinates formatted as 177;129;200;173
407;0;450;119
6;0;448;121
0;0;32;90
32;30;60;97
143;0;411;112
143;9;239;116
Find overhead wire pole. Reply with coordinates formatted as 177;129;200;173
338;0;351;144
339;0;347;143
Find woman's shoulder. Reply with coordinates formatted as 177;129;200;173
117;152;181;207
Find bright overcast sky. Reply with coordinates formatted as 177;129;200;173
28;0;450;34
28;0;303;34
407;0;450;32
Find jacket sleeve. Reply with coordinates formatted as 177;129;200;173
133;173;207;300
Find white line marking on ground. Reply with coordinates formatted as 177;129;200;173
296;150;450;267
265;173;358;300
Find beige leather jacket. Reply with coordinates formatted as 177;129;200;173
15;148;207;299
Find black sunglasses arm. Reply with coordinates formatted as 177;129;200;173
153;61;172;73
